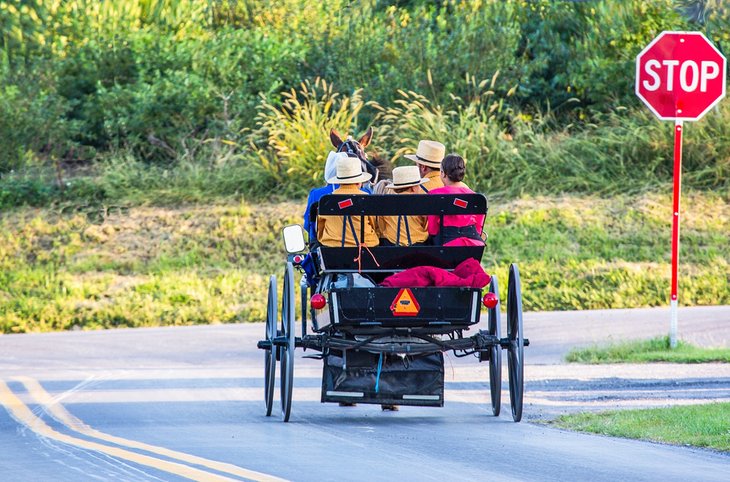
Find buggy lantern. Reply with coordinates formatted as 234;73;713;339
310;294;327;310
482;292;499;309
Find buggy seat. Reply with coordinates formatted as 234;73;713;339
310;194;489;335
314;193;488;273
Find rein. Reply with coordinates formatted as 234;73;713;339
354;243;380;273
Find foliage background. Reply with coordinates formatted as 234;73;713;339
0;0;728;331
1;0;729;200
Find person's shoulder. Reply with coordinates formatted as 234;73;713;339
428;186;450;194
310;184;335;198
443;185;474;193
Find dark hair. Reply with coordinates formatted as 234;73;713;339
441;154;465;182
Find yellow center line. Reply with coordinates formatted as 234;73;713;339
13;377;286;482
0;380;237;482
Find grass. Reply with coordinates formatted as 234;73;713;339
0;192;728;333
553;403;730;452
0;201;299;332
566;336;730;363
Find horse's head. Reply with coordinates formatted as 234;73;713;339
330;127;381;184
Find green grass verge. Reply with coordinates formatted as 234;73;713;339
552;403;730;452
0;192;728;333
566;337;730;363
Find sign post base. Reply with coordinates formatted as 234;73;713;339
670;299;678;349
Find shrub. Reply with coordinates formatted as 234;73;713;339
250;78;372;192
0;84;79;174
0;0;729;205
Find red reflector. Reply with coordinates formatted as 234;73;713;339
453;198;468;209
338;199;354;209
311;294;327;310
293;255;303;264
482;292;499;309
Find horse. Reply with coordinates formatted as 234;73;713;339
329;127;390;189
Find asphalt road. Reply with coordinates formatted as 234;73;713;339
0;306;728;481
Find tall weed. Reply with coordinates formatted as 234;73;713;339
375;86;729;197
251;78;371;191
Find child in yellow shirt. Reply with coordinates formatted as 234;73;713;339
377;166;428;246
317;154;379;247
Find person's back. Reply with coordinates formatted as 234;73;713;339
303;151;340;241
405;140;445;193
376;166;428;246
317;154;379;247
427;154;485;246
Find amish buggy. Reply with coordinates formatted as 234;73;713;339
256;191;528;423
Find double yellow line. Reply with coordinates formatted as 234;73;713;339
0;377;285;482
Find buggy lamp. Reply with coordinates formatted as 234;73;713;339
311;294;327;310
482;292;499;309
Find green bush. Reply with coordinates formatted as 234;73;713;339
375;85;730;197
0;0;729;204
250;78;371;192
0;84;79;174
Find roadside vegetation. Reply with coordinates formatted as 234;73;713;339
566;336;730;363
0;192;727;333
0;1;728;332
553;403;730;452
1;0;729;208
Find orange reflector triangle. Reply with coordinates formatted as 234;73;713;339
390;288;420;317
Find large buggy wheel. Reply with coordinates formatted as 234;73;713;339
264;275;277;416
487;276;502;417
507;264;524;422
280;262;296;422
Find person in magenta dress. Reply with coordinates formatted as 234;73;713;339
427;154;485;246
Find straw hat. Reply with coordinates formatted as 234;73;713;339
326;152;372;184
385;166;428;190
404;140;446;169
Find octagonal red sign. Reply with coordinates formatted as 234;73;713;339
636;31;727;121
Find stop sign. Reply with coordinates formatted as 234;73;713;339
636;31;727;121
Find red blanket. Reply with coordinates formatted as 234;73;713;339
380;257;491;289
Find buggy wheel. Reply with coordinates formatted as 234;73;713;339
507;264;524;422
280;262;296;422
264;275;277;416
488;276;502;417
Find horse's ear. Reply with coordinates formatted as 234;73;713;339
330;128;343;149
358;126;373;148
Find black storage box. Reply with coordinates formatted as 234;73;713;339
322;350;444;407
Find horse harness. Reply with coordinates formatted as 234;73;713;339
338;138;379;184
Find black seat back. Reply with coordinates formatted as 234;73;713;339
313;193;488;272
317;193;487;217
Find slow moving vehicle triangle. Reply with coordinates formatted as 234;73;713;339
390;288;420;316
